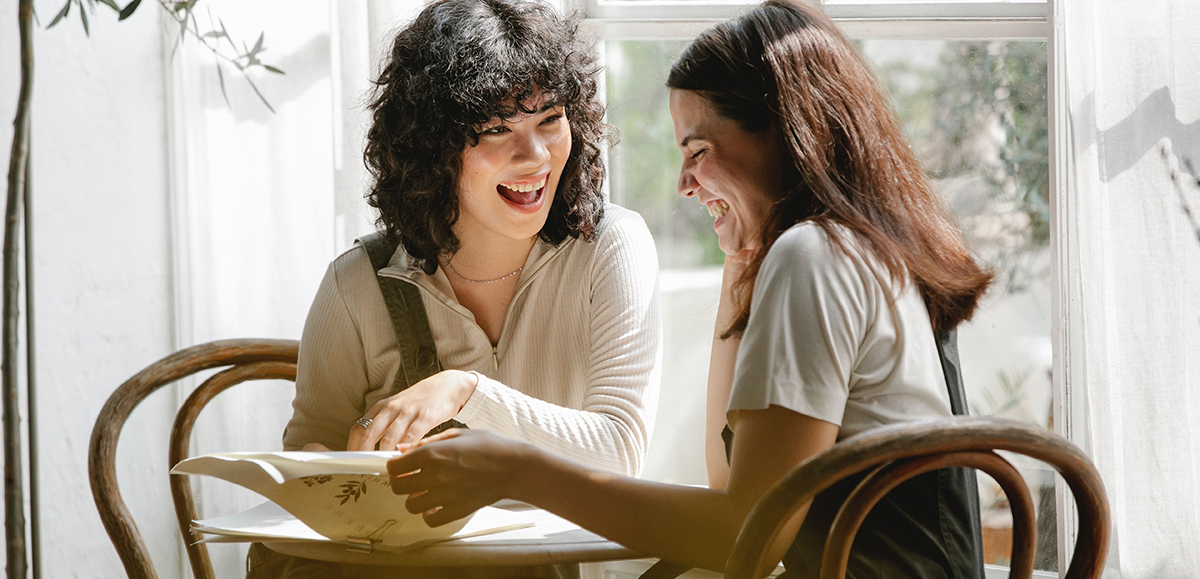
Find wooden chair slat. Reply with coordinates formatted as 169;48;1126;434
169;361;299;579
88;339;298;579
724;417;1109;579
819;450;1035;579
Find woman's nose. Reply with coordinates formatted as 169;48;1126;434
677;167;698;197
513;132;551;166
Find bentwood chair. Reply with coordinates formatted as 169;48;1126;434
639;416;1110;579
89;338;299;579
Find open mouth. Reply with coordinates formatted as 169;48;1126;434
498;176;548;209
706;199;730;219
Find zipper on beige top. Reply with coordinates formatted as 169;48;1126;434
379;237;574;373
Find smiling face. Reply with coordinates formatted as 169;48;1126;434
456;89;572;247
670;89;784;257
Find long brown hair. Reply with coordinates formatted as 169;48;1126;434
667;0;993;337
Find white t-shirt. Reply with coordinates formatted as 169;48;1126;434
727;222;952;440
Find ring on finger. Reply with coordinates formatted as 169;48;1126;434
355;416;373;429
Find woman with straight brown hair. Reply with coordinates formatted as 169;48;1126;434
385;1;992;576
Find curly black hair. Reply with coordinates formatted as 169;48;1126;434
364;0;608;274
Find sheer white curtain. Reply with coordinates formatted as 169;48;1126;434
1063;0;1200;576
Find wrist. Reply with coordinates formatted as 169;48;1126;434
506;442;548;504
457;370;481;411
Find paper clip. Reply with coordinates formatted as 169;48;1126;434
345;520;398;554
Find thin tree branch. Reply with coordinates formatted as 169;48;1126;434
4;0;35;576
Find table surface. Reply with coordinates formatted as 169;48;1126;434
263;501;641;568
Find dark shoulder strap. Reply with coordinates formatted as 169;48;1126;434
933;326;987;578
358;231;396;273
356;232;465;434
356;232;442;390
933;327;970;416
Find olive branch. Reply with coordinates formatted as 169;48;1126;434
45;0;284;112
335;479;370;506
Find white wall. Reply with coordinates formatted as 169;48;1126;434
0;0;449;575
0;0;178;577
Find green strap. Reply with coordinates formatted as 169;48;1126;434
357;232;466;433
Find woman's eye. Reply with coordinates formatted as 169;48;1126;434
541;113;563;125
481;125;509;136
690;148;706;160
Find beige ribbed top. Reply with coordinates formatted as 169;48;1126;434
282;205;662;476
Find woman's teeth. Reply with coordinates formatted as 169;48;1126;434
500;177;547;193
706;199;730;219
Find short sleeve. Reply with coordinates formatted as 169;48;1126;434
726;224;872;426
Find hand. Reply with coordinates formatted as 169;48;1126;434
387;429;536;527
347;370;479;451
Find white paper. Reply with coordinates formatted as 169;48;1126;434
173;451;475;547
194;501;536;550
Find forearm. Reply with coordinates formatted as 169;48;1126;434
459;376;648;475
705;256;747;488
705;329;737;488
512;449;745;572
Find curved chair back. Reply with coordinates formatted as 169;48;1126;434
635;416;1109;579
88;339;299;579
724;416;1110;579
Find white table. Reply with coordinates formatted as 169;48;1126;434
263;501;641;573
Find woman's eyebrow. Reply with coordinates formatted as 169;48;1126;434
499;100;560;121
679;134;707;148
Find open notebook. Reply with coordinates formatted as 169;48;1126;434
171;451;535;552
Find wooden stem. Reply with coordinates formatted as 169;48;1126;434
4;0;34;577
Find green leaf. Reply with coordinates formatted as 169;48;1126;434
78;0;90;36
97;0;119;11
169;10;186;60
189;9;199;38
47;1;71;29
243;74;276;114
202;30;224;39
219;18;237;52
118;0;141;20
251;31;264;56
262;64;284;75
215;59;230;108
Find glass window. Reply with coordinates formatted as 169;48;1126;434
606;37;1055;571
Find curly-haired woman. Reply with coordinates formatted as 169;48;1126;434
256;0;659;575
280;0;661;501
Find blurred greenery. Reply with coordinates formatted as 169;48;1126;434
871;41;1050;293
605;41;724;269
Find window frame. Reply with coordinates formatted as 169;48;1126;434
577;1;1075;577
576;0;1047;39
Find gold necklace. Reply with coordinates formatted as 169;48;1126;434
444;260;523;284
